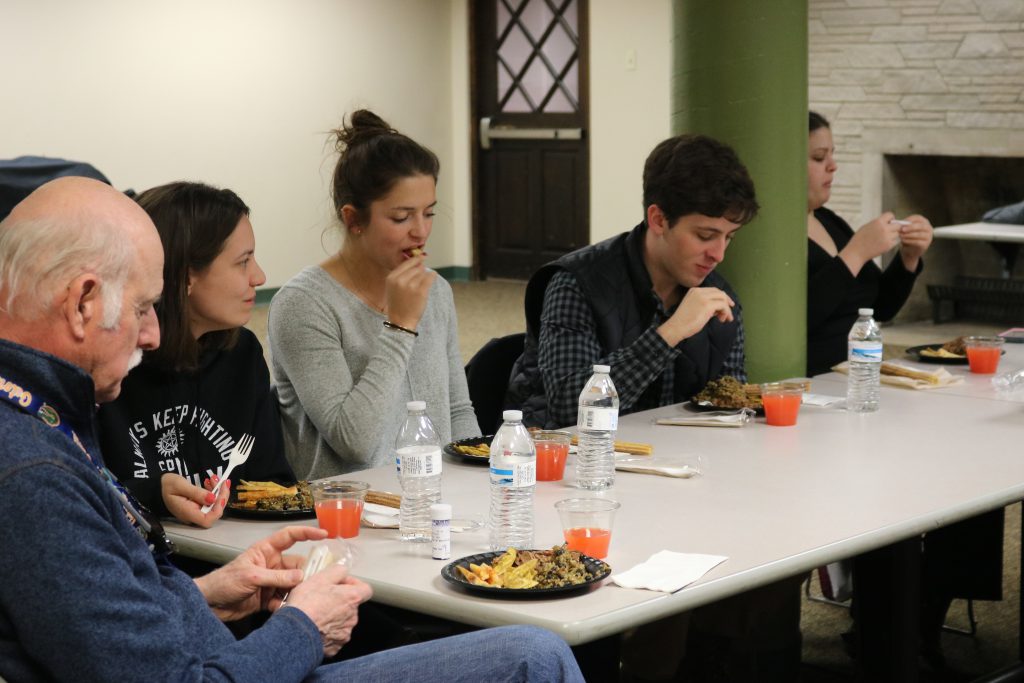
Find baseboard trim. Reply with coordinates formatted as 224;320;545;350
436;266;472;282
255;287;278;305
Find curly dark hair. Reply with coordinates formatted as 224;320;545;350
642;134;759;227
329;109;440;229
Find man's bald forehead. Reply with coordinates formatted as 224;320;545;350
6;176;155;241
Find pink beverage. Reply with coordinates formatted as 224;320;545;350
762;393;801;426
563;526;611;559
535;442;569;481
966;347;1001;374
315;499;363;538
760;382;804;427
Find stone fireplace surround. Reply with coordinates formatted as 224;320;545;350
808;0;1024;323
859;127;1024;321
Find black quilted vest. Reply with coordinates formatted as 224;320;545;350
506;222;741;427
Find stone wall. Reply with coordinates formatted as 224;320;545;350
809;0;1024;224
809;0;1024;321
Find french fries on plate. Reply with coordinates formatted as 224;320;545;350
456;548;539;589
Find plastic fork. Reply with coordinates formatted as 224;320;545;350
200;433;254;514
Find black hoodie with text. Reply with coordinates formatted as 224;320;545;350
98;328;293;515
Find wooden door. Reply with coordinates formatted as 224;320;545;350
472;0;589;280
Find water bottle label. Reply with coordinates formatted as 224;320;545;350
396;447;442;477
489;461;536;487
848;341;882;363
578;406;618;431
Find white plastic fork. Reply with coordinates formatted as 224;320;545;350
201;433;254;514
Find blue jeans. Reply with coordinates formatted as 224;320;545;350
307;625;585;682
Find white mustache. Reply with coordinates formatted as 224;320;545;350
127;348;144;371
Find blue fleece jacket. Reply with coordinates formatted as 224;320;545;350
0;339;323;682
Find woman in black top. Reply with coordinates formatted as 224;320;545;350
809;113;1005;670
99;182;293;527
806;111;933;376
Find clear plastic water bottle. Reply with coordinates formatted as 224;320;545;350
395;401;442;542
847;308;882;413
576;364;619;490
488;409;536;550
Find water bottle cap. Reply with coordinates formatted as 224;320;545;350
502;409;523;422
858;308;874;316
593;364;611;373
430;503;452;519
406;400;426;411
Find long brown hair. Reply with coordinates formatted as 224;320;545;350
136;182;250;372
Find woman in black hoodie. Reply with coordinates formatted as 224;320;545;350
99;182;293;527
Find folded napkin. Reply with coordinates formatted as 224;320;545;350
570;446;648;458
615;452;702;478
361;502;400;528
612;551;728;592
802;393;844;407
832;361;964;390
655;410;752;428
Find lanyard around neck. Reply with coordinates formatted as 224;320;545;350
0;371;174;556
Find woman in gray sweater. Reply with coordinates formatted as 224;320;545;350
269;110;479;479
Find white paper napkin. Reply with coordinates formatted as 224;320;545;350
361;502;400;528
612;550;728;593
570;446;644;459
614;452;702;478
802;393;844;407
655;410;751;428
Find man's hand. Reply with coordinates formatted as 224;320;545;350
161;473;228;528
286;566;373;657
657;287;735;347
897;214;933;271
194;526;325;622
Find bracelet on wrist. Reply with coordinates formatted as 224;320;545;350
383;320;419;337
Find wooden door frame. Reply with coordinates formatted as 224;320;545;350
468;0;590;280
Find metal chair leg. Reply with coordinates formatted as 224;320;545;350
803;571;851;610
940;598;978;638
804;569;979;638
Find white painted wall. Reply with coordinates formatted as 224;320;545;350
2;0;460;288
2;0;671;283
448;0;474;268
588;0;672;243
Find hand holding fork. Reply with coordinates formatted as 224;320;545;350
201;434;254;514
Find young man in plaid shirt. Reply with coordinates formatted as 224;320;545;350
507;133;759;430
506;134;809;681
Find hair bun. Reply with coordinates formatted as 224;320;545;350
333;109;396;152
328;109;439;221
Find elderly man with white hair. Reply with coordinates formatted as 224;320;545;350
0;177;584;683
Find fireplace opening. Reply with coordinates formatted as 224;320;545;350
879;153;1024;323
882;154;1024;229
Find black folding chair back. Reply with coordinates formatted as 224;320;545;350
464;333;526;435
0;156;112;221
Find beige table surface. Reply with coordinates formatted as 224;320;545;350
167;376;1024;646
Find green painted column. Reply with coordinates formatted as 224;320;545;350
672;0;808;382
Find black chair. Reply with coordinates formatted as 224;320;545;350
0;156;113;221
464;332;526;435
